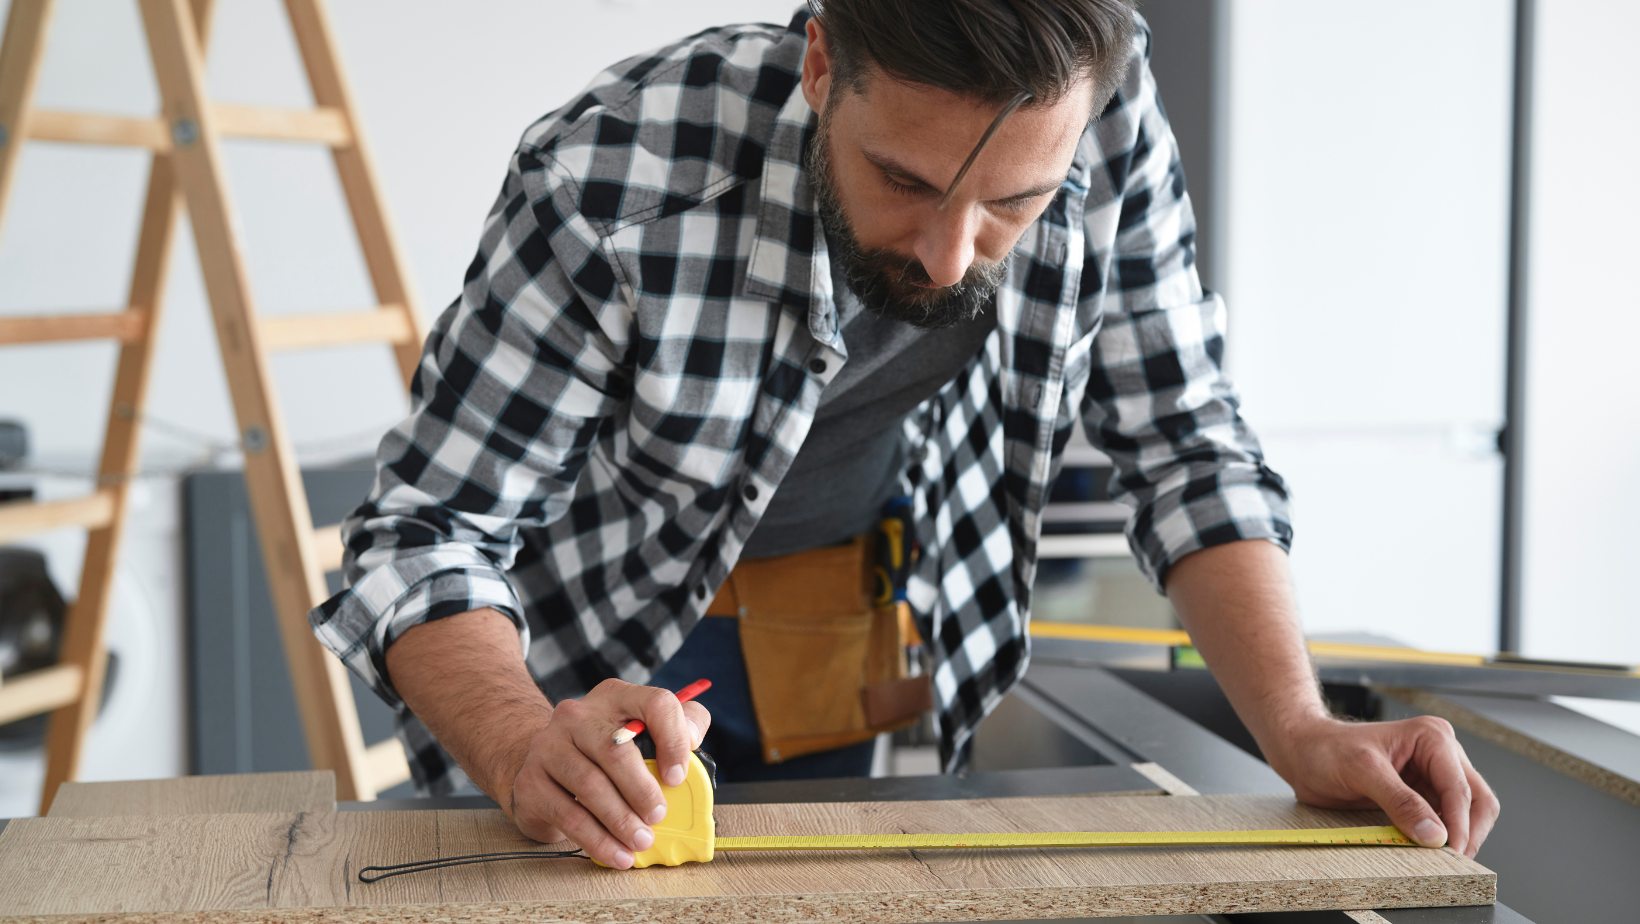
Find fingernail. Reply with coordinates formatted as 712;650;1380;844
664;764;686;787
1413;819;1446;847
632;827;654;852
613;848;635;869
646;804;669;825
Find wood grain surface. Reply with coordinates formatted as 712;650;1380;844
46;771;337;818
0;793;1492;923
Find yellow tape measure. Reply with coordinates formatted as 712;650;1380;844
624;755;1419;868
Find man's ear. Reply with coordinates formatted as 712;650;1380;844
801;18;834;114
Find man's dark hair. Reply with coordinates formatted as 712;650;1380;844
807;0;1136;110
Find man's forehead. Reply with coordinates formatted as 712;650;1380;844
840;79;1090;197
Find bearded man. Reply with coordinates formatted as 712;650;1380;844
312;0;1500;869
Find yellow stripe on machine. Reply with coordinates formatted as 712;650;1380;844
715;825;1414;852
1028;621;1528;669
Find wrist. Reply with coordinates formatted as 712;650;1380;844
1258;707;1342;775
481;708;554;817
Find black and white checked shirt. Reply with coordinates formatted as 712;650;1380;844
311;9;1291;794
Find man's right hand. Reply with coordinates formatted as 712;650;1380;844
382;609;710;870
502;679;710;868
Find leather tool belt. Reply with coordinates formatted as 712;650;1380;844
706;535;933;763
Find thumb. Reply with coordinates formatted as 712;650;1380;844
681;701;711;751
1359;758;1447;848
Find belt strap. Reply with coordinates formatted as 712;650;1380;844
705;538;871;617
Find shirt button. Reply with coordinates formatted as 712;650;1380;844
743;484;759;501
695;584;707;600
808;358;827;374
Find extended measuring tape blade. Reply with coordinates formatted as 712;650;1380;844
714;824;1415;852
359;821;1422;881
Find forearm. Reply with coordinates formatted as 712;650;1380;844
384;608;553;809
1163;539;1328;763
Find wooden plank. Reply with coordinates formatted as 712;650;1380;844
0;0;57;236
283;0;427;387
0;795;1494;921
212;103;350;146
47;771;336;818
0;491;116;544
27;109;169;147
259;307;412;351
0;664;82;725
0;309;146;344
35;0;217;816
136;0;373;801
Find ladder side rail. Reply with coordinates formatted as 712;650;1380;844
136;0;373;800
0;0;56;232
282;0;427;388
36;154;183;812
34;0;217;814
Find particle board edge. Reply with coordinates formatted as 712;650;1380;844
1377;685;1640;808
0;876;1497;924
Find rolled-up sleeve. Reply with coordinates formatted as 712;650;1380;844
309;143;632;710
1079;42;1292;591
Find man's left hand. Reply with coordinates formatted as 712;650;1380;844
1263;713;1499;858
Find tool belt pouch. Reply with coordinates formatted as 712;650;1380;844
722;537;931;764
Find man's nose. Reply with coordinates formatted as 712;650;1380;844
913;207;977;288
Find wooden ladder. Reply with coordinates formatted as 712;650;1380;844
0;0;425;810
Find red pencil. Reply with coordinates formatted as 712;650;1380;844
612;678;712;745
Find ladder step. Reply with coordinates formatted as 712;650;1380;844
0;664;85;725
0;310;147;345
312;523;345;573
260;307;412;351
364;737;412;793
27;110;169;148
0;491;118;545
211;104;353;147
27;105;353;149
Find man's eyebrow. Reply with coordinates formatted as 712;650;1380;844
999;178;1064;202
861;150;940;190
860;149;1061;203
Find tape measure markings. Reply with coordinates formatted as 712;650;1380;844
714;825;1415;852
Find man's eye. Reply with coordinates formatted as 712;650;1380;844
992;197;1032;214
884;176;922;196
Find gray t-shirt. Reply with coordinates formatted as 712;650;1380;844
741;246;996;559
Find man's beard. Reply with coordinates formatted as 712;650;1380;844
808;106;1010;331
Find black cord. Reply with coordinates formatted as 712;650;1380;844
357;849;587;883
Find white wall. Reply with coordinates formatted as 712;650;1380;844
0;0;803;467
0;0;799;811
1219;1;1516;653
1519;0;1640;667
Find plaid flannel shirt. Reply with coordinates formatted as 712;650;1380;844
312;9;1291;794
